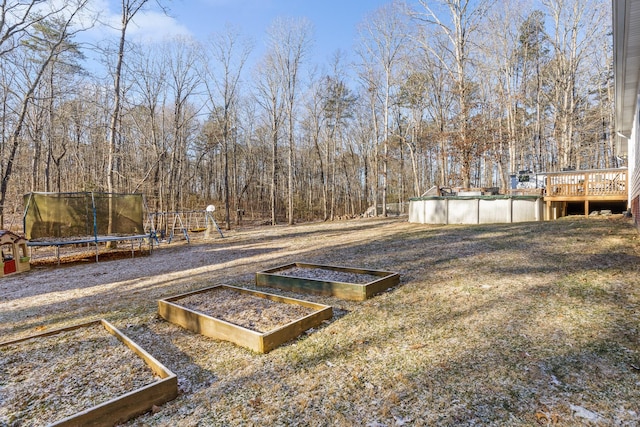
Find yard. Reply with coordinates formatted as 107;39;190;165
1;216;639;425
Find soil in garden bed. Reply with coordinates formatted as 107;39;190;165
0;323;161;426
174;287;319;333
277;266;381;284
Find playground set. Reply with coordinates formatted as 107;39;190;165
147;205;223;244
17;192;224;264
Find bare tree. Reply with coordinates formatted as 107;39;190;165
266;17;312;225
106;0;154;196
542;0;606;169
202;24;252;230
164;36;202;211
254;50;284;225
0;0;89;226
302;73;328;219
321;52;356;220
99;0;151;245
128;41;169;212
357;3;409;216
355;64;381;216
412;0;495;189
478;0;530;190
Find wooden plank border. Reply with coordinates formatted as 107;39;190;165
158;285;333;353
256;262;400;301
0;319;178;427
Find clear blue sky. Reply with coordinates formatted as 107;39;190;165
176;0;391;58
96;0;394;66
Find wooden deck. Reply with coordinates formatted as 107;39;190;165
543;169;627;218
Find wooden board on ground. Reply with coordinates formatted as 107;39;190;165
0;319;178;427
255;262;400;301
158;284;333;353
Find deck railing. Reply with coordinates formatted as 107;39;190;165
545;169;627;198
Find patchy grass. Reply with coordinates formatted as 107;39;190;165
2;216;640;425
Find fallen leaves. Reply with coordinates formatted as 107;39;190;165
535;408;561;425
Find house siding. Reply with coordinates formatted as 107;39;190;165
630;105;640;227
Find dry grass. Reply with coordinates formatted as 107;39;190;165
2;216;640;425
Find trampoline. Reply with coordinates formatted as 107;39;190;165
23;192;151;263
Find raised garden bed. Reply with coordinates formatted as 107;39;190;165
256;262;400;301
0;319;178;427
158;285;333;353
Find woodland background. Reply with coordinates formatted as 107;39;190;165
0;0;614;229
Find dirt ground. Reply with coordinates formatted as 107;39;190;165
1;216;640;426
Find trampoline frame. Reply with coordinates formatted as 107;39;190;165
23;192;152;263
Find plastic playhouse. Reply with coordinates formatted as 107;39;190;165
0;230;30;276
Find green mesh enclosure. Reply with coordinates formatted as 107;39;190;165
23;192;145;240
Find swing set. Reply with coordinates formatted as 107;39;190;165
147;208;223;244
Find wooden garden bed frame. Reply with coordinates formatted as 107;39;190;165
158;285;333;353
0;319;178;427
255;262;401;301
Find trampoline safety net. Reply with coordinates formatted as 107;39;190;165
23;192;145;241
